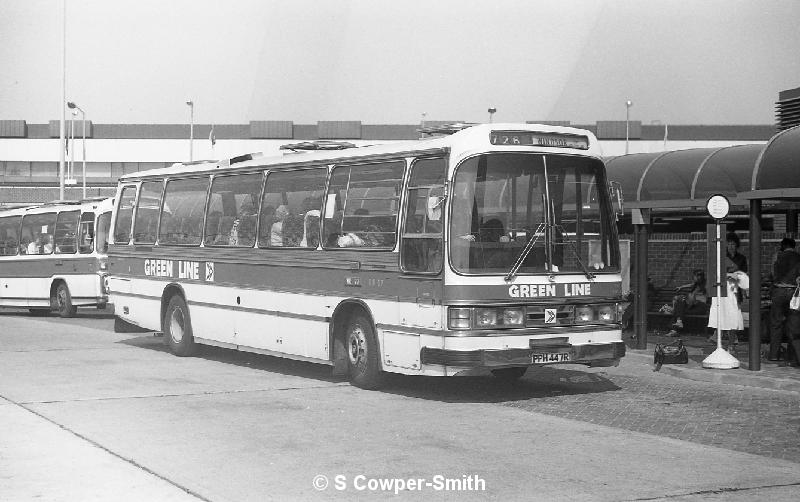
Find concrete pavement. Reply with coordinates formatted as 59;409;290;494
621;332;800;393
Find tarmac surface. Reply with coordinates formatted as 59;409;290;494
2;312;800;501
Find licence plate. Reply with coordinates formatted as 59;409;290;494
531;352;571;364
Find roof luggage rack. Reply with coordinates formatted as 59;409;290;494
418;122;479;137
279;140;357;151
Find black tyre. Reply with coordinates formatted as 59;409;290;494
53;283;77;318
163;295;196;356
345;314;384;389
491;367;528;382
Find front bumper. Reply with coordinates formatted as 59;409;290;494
420;341;625;368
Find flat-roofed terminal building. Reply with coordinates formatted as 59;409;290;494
0;118;779;207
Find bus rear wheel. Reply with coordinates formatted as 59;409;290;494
53;283;77;318
345;314;384;389
491;367;528;382
163;295;196;357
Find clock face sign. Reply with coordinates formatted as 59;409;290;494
706;194;730;220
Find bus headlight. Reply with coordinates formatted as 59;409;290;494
575;306;594;323
448;307;472;330
475;308;498;328
597;305;616;322
501;308;524;326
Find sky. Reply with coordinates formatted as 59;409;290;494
0;0;798;126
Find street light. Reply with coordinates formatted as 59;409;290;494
67;101;86;198
488;107;497;123
625;100;633;154
186;100;194;162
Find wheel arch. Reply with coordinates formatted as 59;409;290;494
329;299;377;371
161;283;187;329
49;276;69;297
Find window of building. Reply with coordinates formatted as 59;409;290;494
54;210;79;254
30;162;58;179
0;215;21;256
205;173;262;247
322;160;404;249
258;168;327;248
6;161;30;179
158;177;209;246
133;181;164;244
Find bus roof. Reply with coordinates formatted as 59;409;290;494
118;123;603;181
0;197;114;217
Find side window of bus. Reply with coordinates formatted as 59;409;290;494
0;215;21;256
20;212;57;255
78;212;95;254
114;186;137;245
133;181;164;244
95;211;111;254
401;157;446;273
258;168;326;248
322;160;405;249
158;177;209;246
205;172;262;247
54;210;79;254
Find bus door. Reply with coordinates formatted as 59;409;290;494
0;214;23;305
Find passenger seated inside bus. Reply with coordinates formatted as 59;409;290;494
26;233;43;255
228;201;256;246
42;234;54;254
300;210;321;248
270;205;290;246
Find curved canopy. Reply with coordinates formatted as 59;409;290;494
605;144;764;209
743;124;800;200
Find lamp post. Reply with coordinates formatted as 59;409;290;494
625;100;633;154
488;107;497;123
59;0;66;200
186;100;194;162
67;101;86;198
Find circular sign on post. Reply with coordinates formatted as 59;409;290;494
706;194;730;220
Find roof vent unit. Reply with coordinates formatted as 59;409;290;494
418;122;478;137
218;152;264;167
279;140;357;152
170;159;217;168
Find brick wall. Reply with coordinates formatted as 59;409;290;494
621;232;796;290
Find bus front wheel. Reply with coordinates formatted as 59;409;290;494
345;314;384;389
164;295;196;357
53;283;77;318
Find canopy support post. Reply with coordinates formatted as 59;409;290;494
748;199;762;371
633;209;650;350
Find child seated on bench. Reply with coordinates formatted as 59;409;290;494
667;269;709;336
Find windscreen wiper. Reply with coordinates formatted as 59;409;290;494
554;224;595;281
504;222;545;281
